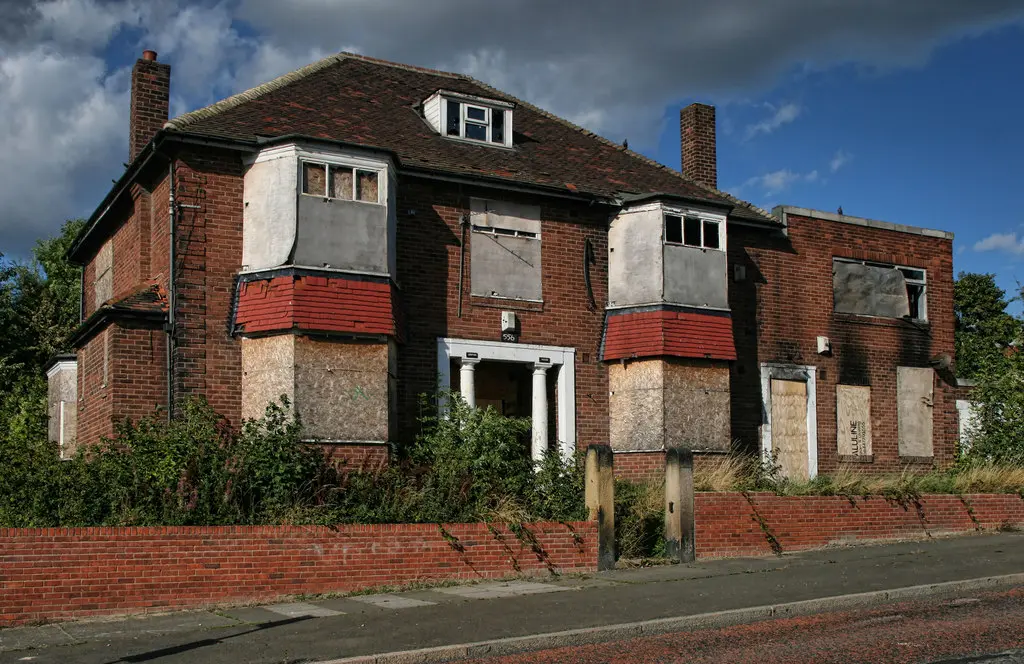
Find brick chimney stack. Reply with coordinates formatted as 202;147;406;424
129;50;170;161
680;103;717;189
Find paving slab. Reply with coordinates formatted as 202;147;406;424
262;602;342;618
59;611;239;641
0;625;76;653
349;594;437;610
436;581;569;600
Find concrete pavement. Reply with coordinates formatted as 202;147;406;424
1;532;1022;663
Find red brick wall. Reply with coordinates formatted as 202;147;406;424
77;329;114;444
728;213;956;472
614;451;665;482
696;492;1023;559
320;443;390;471
0;521;596;626
112;327;167;424
172;150;244;425
396;179;611;448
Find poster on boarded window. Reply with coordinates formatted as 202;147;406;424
837;385;872;456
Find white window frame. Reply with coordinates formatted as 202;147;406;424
440;96;514;148
662;209;727;252
300;160;383;205
833;257;928;321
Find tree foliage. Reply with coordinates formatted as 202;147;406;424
954;271;1020;379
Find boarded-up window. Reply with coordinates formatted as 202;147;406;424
836;385;872;456
470;198;542;301
833;260;909;318
93;241;112;308
897;367;934;457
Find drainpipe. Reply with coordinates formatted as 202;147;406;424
166;160;176;421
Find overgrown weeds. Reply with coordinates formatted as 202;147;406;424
0;393;586;528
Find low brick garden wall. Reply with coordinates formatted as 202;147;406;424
696;492;1024;559
0;521;596;626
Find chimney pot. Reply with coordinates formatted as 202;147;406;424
680;103;718;189
142;50;158;61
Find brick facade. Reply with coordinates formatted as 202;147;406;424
728;211;956;472
0;521;596;626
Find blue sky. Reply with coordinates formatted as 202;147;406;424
2;1;1023;311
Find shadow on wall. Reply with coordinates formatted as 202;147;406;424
727;229;795;457
395;183;461;443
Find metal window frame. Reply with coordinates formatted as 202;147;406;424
661;211;727;252
299;159;382;205
833;257;928;321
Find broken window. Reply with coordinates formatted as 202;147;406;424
470;198;542;300
301;161;380;204
663;213;724;250
833;259;927;321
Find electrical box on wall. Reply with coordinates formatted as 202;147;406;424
501;311;517;333
817;336;831;355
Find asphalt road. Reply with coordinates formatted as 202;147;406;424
464;588;1024;663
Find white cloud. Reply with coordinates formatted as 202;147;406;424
830;149;852;172
739;169;820;196
2;0;1024;256
744;102;802;139
973;232;1024;255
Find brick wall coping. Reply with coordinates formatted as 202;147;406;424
775;205;954;240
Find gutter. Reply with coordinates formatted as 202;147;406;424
68;306;167;349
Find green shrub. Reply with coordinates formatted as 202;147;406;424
0;392;585;528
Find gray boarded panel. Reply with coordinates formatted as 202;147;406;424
470;232;542;300
295;196;389;273
833;261;910;318
897;367;934;457
663;245;729;309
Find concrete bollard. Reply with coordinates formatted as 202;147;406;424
665;447;695;563
585;444;615;571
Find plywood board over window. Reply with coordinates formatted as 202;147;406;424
897;367;934;457
94;241;113;309
837;385;872;456
470;198;542;301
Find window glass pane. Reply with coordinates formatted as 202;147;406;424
329;166;353;200
900;268;925;282
703;220;720;249
492;110;505;143
665;215;682;243
466;106;487;121
465;122;487;141
446;100;461;136
357;170;379;202
302;163;326;196
907;284;925;319
683;216;701;246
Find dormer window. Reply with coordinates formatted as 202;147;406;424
425;90;514;147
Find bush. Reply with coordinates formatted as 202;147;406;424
0;392;586;528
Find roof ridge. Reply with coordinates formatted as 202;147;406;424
464;76;775;222
166;51;471;132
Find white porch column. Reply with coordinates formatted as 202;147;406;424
531;363;549;463
459;358;480;408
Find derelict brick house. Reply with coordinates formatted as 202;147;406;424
50;50;960;479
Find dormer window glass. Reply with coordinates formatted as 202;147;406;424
430;91;514;147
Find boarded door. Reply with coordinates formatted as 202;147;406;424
897;367;934;457
837;385;872;456
771;379;809;480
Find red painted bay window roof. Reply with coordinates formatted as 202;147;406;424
603;308;736;361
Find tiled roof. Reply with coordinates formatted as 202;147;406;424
166;53;774;223
234;274;398;338
603;308;737;361
106;284;168;314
